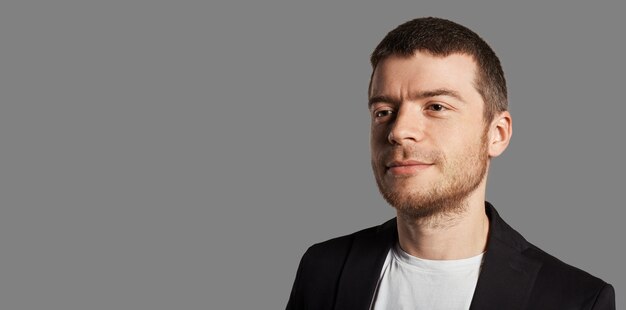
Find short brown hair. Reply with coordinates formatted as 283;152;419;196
370;17;508;121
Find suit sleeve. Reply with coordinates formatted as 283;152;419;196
591;283;615;310
286;250;308;310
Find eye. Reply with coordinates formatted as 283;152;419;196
427;103;446;112
374;109;394;118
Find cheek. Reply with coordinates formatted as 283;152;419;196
442;119;484;141
369;142;386;172
370;127;387;149
434;130;482;160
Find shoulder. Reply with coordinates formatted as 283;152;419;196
486;203;614;308
516;238;615;308
489;202;609;289
302;218;395;266
525;242;612;297
525;242;604;284
286;219;396;309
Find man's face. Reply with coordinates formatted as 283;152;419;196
369;51;490;218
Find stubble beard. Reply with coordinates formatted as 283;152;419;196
373;130;489;224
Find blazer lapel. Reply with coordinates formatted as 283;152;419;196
330;203;541;310
333;219;396;310
470;203;543;310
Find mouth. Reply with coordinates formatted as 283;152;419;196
386;160;433;175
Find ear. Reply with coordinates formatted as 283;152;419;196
487;111;512;158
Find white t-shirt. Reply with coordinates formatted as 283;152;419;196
370;243;484;310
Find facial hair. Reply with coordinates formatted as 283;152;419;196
372;128;489;222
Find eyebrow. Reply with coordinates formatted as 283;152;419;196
368;88;465;108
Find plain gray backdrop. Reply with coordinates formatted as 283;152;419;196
0;0;623;309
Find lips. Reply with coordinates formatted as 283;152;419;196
387;160;430;167
386;160;433;175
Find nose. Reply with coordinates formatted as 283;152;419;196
387;107;424;145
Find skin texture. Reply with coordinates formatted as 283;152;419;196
369;51;512;259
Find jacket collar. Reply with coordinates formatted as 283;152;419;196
333;217;397;309
333;202;542;310
469;202;542;309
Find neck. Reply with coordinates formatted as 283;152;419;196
396;191;490;260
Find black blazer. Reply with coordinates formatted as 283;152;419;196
286;202;615;309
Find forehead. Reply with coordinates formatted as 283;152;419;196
369;52;481;101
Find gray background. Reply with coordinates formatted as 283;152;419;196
0;0;623;309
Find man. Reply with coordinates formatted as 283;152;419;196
286;17;615;310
